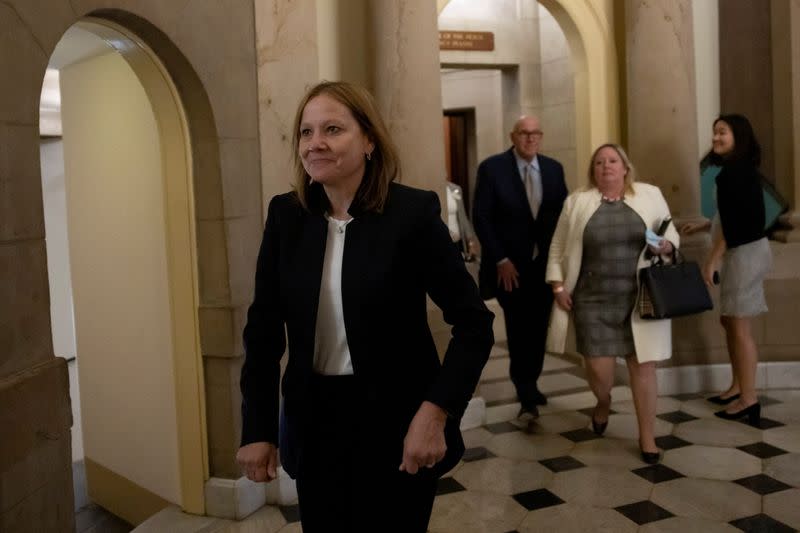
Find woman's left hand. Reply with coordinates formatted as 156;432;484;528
647;239;674;257
399;401;447;474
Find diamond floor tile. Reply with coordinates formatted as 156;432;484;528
741;416;785;430
728;513;795;533
614;500;674;525
512;488;564;511
436;477;467;496
462;446;495;462
657;410;699;424
560;428;602;443
655;435;692;450
632;464;685;484
539;456;586;473
734;474;793;495
736;441;789;459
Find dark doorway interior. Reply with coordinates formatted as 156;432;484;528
443;110;471;212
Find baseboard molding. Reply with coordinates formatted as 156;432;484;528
84;457;171;526
205;467;297;520
656;361;800;396
460;396;486;430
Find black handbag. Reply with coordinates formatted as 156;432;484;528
639;249;713;319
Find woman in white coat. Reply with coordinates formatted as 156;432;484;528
546;144;679;464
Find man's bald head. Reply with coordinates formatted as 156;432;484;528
510;116;543;162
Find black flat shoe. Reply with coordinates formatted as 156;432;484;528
714;402;761;425
640;450;660;464
591;417;608;436
707;393;740;405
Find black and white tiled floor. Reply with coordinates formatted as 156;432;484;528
427;387;800;532
222;358;800;533
130;302;800;532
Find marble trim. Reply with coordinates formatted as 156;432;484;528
461;396;486;430
204;467;297;520
656;361;800;396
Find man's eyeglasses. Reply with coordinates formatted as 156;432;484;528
515;129;544;138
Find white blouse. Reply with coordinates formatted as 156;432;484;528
312;215;354;375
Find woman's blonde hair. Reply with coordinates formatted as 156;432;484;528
587;143;637;195
291;81;400;212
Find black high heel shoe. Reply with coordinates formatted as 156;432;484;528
591;417;608;436
714;402;761;425
640;449;660;464
707;393;740;405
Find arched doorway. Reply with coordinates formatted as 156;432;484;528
437;0;620;188
537;0;621;183
40;17;206;523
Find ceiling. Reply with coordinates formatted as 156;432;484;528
48;25;115;70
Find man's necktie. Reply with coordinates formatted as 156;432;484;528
523;165;542;259
523;164;541;218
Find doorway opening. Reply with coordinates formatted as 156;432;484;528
39;17;206;527
443;109;475;212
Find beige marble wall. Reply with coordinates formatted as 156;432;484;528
625;0;700;218
368;1;448;196
256;0;319;208
538;3;577;186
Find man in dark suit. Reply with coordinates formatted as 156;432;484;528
473;116;568;421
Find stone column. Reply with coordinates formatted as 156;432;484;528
771;0;800;242
365;1;448;201
625;1;728;370
625;0;700;222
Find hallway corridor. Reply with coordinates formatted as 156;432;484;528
135;306;800;533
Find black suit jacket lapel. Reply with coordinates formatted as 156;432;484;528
338;212;381;376
293;212;327;369
539;158;553;208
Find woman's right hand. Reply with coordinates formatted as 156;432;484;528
236;441;278;483
554;289;572;311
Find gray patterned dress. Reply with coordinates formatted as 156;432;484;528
573;200;646;357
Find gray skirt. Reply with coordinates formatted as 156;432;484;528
720;237;771;317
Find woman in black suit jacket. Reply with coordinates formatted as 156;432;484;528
236;81;494;532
